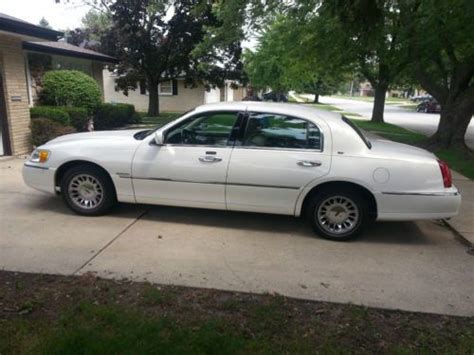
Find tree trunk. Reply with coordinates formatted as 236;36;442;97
427;101;473;151
313;93;320;103
371;84;387;123
147;82;160;116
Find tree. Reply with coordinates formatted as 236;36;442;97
311;0;408;122
95;0;242;116
66;9;111;50
401;0;474;151
244;15;346;102
39;17;52;29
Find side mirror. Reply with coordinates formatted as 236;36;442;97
153;131;164;146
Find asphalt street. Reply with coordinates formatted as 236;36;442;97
316;96;474;150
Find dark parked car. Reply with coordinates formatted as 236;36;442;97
263;91;288;102
416;99;441;113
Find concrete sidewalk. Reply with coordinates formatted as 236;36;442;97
447;172;474;246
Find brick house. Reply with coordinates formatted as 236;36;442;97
0;13;116;156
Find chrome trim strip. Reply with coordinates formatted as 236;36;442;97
120;175;300;190
24;163;49;170
232;146;323;153
227;182;300;190
381;191;460;197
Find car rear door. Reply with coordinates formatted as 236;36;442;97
225;111;331;215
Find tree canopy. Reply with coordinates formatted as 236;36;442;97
204;0;473;149
244;15;346;102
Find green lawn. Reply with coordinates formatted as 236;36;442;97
137;111;184;127
2;271;473;354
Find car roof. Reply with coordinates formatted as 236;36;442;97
193;101;342;123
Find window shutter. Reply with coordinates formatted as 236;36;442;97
172;79;178;95
139;80;146;95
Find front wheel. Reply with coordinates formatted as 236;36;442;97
61;165;117;216
306;188;368;241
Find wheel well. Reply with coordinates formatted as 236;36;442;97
301;181;377;219
55;160;116;193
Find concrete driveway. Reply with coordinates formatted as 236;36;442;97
1;157;473;316
317;96;474;150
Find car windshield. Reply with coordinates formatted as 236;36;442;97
133;110;195;140
341;116;372;149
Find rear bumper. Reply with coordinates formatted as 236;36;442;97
22;163;56;194
375;188;461;221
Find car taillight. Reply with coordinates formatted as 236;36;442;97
438;160;452;188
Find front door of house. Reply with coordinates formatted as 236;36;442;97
0;73;10;156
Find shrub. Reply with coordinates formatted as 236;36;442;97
60;106;90;132
94;103;137;130
30;118;76;147
40;70;102;113
30;106;70;126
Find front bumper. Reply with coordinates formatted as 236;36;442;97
22;163;56;194
375;187;462;221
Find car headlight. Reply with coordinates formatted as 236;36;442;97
30;149;50;163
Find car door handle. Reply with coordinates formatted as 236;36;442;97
297;160;322;167
199;156;222;163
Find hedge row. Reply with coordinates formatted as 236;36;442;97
30;103;139;146
93;103;139;130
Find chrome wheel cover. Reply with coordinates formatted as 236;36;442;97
316;196;359;236
68;174;104;210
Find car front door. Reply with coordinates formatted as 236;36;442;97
132;111;242;209
225;112;331;215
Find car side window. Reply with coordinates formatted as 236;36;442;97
165;112;238;146
242;113;322;150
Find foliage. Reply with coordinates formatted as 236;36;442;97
38;17;51;29
30;106;71;126
60;107;90;132
30;118;76;147
245;15;347;100
95;0;243;116
40;70;102;113
94;103;138;130
66;10;111;49
399;0;474;150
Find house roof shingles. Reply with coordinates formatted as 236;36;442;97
0;12;63;40
23;41;118;63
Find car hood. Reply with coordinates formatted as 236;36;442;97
369;138;436;161
46;129;146;145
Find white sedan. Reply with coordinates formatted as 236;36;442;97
23;102;461;241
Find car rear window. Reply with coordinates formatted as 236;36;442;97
341;116;372;149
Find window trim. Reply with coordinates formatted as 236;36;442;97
162;110;243;148
235;111;325;153
159;80;173;96
342;116;371;149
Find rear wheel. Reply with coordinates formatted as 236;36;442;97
306;188;368;241
61;165;116;216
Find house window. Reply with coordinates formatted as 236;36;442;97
159;80;173;95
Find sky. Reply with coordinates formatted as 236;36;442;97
1;0;257;49
1;0;90;31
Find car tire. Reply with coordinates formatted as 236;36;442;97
306;187;368;241
61;164;117;216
